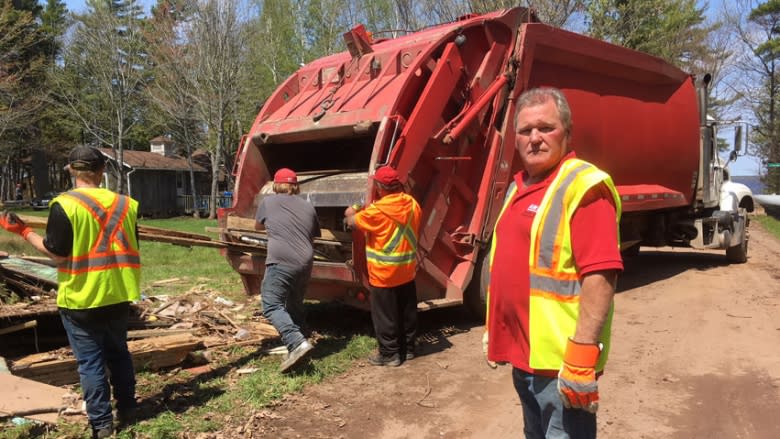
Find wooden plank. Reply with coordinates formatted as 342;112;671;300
0;374;68;424
126;328;194;339
224;215;352;242
11;334;203;386
205;227;348;246
138;224;215;241
0;257;58;285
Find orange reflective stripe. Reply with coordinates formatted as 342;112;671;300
529;288;580;303
58;191;139;274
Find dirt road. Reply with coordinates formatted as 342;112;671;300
248;219;780;438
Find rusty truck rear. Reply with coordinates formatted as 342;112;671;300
218;8;531;312
219;6;740;313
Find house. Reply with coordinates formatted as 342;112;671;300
98;139;210;217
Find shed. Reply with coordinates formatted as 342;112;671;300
98;148;209;217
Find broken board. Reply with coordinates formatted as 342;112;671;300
11;333;202;386
0;373;67;424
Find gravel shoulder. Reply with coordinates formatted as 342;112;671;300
243;218;780;439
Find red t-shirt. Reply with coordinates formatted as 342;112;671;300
487;153;623;375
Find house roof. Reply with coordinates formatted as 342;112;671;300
150;136;174;143
98;148;207;172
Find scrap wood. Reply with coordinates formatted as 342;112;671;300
0;256;58;287
0;302;58;320
0;373;68;424
205;227;346;246
127;328;194;339
225;215;352;242
16;214;263;253
0;320;37;336
151;277;182;286
11;333;203;386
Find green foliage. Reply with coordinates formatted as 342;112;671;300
746;0;780;193
749;0;780;61
0;1;48;139
587;0;713;71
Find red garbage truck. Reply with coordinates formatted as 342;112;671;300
217;7;752;314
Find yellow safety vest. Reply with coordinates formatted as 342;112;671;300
53;188;141;310
489;158;621;372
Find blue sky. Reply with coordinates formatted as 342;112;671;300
63;0;155;14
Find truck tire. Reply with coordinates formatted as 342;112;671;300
726;217;749;264
464;248;490;320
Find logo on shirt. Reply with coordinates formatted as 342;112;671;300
527;203;539;213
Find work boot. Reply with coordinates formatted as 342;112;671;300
115;406;138;429
279;340;314;373
368;351;401;367
92;426;113;439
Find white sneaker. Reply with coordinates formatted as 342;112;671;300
279;340;314;373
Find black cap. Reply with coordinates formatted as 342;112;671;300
68;146;105;171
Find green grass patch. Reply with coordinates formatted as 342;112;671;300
754;214;780;240
137;217;243;298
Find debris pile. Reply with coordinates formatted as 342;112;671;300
1;256;280;426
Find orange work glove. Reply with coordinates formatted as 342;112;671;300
0;211;33;238
557;338;601;413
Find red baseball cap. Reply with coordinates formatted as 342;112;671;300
373;165;401;185
273;168;298;184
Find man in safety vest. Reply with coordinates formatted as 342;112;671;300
1;146;140;439
344;165;422;367
485;88;623;438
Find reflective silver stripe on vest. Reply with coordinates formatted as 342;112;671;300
66;253;141;271
366;248;417;264
529;273;580;295
383;204;418;253
535;162;591;269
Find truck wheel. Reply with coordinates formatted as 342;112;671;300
464;248;490;320
726;217;749;264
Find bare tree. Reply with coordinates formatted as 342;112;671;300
723;0;780;191
147;0;205;216
185;0;247;218
51;0;150;194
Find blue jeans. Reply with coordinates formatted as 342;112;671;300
261;263;311;351
512;368;596;439
60;303;136;431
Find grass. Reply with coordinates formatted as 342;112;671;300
136;216;243;298
754;214;780;240
1;213;378;439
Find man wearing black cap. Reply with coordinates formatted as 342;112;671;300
1;145;140;438
255;167;320;372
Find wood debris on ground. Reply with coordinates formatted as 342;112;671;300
0;251;280;426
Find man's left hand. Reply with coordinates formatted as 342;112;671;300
557;338;601;413
0;211;33;238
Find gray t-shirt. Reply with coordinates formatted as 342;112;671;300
255;194;320;267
